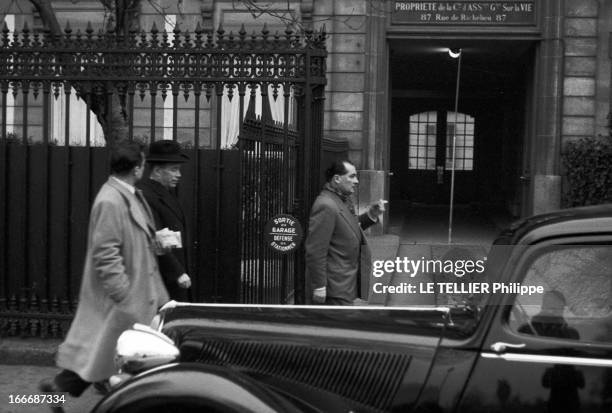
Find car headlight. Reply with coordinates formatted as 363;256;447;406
114;323;180;374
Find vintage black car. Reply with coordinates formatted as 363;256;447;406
93;205;612;413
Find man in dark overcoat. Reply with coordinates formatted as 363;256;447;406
138;140;192;301
305;160;385;305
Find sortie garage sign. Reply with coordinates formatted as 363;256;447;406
392;1;536;25
264;214;304;254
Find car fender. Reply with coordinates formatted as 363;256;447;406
91;362;309;413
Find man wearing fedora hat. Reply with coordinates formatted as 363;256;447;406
138;139;192;301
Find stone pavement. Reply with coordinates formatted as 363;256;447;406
379;202;509;307
0;364;102;413
0;338;59;367
366;234;401;305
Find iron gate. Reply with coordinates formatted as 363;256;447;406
239;95;298;304
0;20;326;337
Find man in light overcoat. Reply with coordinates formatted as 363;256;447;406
40;140;169;399
305;160;384;305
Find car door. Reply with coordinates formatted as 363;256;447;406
458;237;612;413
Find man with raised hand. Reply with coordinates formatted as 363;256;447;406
305;160;385;305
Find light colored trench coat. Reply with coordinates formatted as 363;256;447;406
56;177;169;382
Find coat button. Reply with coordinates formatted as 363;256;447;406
149;300;155;305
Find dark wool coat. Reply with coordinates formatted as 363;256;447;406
138;178;191;301
305;189;375;305
56;178;169;382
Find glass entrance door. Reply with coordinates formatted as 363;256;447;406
403;110;476;204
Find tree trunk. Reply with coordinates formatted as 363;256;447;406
29;0;137;145
29;0;62;34
103;94;130;142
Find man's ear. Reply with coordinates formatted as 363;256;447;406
133;162;144;175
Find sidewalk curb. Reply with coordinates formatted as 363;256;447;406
0;338;59;366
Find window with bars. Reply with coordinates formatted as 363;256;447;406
408;111;437;170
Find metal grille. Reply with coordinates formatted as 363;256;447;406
196;339;412;412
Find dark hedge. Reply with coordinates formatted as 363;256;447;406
562;135;612;207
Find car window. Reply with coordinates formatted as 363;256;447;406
508;245;612;344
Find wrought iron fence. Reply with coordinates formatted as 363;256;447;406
0;21;327;337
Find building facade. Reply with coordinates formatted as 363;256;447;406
2;0;611;220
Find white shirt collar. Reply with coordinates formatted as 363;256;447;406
111;176;136;194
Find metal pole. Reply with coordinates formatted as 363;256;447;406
447;49;462;245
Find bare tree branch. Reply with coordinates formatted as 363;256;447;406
28;0;61;34
229;0;373;33
146;0;176;28
99;0;113;9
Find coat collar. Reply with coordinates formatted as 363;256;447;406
322;189;362;241
106;177;156;237
139;178;185;223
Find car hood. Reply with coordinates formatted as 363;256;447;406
153;303;477;412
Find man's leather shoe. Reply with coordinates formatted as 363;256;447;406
38;378;66;413
38;378;60;392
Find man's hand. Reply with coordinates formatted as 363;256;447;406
367;199;387;221
177;273;191;289
312;287;326;304
352;297;369;306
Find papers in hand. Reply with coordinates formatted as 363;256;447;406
155;228;182;248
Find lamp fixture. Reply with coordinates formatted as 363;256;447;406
448;48;462;59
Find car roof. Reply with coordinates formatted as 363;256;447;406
494;204;612;245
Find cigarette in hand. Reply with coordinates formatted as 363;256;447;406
373;199;387;213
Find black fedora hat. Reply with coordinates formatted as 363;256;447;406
146;140;189;163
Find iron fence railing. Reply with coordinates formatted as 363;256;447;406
0;22;327;337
